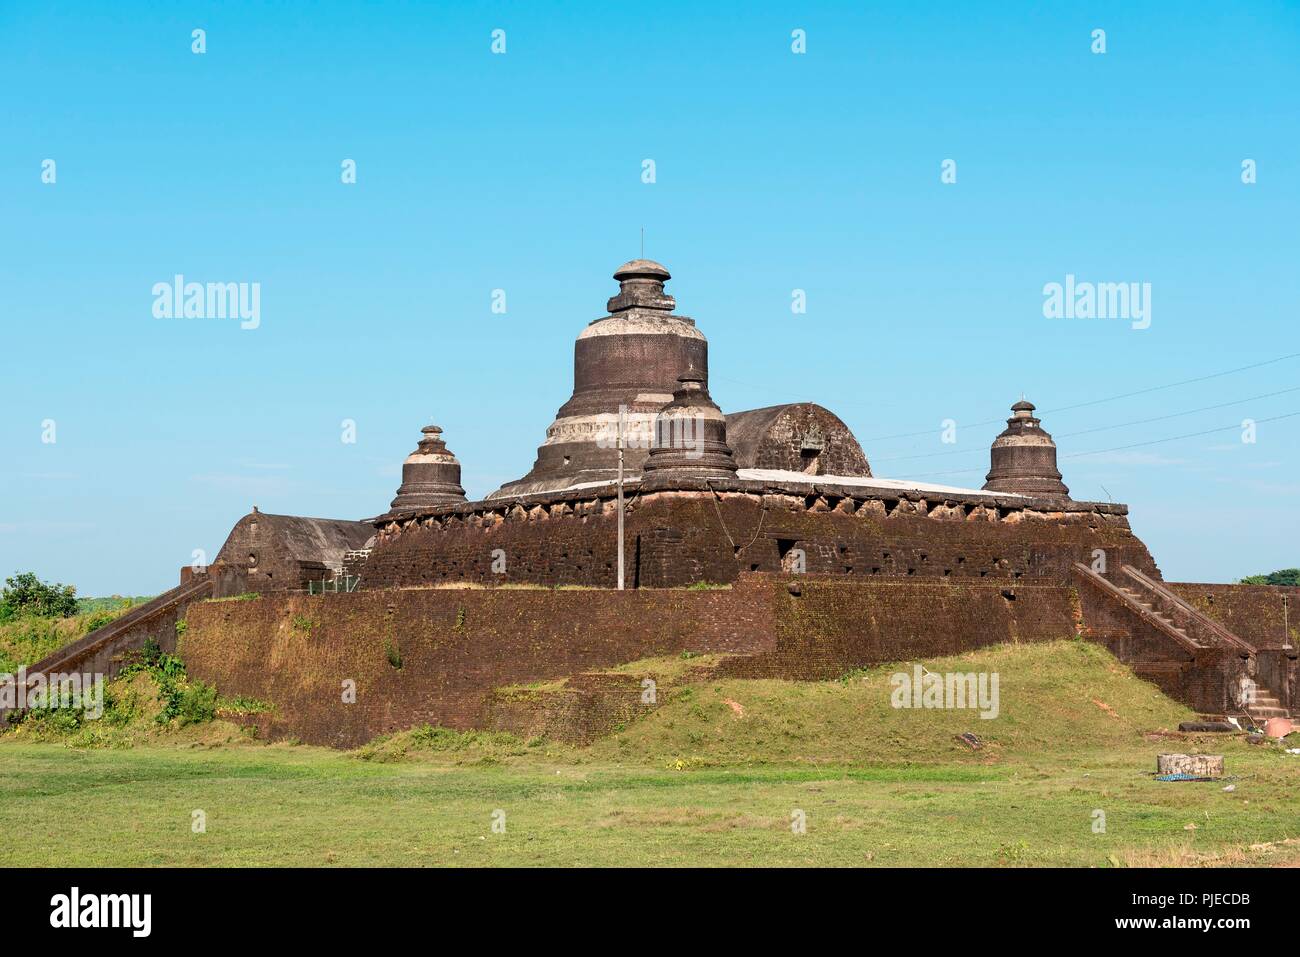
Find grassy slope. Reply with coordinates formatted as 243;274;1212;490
0;600;144;674
587;641;1194;766
2;640;1299;867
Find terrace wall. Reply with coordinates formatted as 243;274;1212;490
181;576;1076;747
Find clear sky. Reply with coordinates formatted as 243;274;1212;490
1;1;1297;595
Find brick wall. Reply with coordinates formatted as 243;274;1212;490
362;487;1157;591
1169;582;1299;711
182;582;778;747
723;577;1077;680
181;576;1079;747
1169;583;1299;650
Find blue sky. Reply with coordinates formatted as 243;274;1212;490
1;1;1297;594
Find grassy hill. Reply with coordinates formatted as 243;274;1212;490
0;597;148;674
2;639;1298;866
585;641;1195;767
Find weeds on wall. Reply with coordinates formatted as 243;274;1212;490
116;640;218;726
385;641;403;670
8;638;218;740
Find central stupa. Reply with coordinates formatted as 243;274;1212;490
491;259;708;497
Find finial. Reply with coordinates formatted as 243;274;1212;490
608;259;674;313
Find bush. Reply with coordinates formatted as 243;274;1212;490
118;645;216;726
1240;568;1300;586
0;572;78;620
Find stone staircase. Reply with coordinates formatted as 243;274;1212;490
1114;582;1195;645
0;574;214;722
1072;562;1293;718
1242;687;1291;720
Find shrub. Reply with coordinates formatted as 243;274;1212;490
118;647;215;726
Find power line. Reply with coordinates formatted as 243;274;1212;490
898;409;1300;480
1059;386;1300;438
1061;410;1300;458
870;384;1300;465
1049;353;1300;416
843;350;1300;443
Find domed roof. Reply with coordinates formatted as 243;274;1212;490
613;259;671;281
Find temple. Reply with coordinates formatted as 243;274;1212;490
12;258;1294;744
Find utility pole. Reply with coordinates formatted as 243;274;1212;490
617;404;626;590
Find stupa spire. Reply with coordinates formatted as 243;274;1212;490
491;259;708;498
389;423;467;510
982;400;1069;497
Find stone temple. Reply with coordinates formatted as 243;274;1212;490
11;259;1296;745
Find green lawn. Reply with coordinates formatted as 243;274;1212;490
3;641;1298;867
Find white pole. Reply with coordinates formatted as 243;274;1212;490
617;404;626;590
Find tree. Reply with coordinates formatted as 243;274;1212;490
1239;568;1300;586
0;572;79;619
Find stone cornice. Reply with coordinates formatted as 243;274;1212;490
368;476;1127;529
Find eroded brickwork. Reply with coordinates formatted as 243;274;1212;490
361;484;1156;591
182;576;1076;747
1169;583;1300;650
182;582;777;747
1170;582;1299;712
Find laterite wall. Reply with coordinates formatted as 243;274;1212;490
182;583;779;747
1169;583;1299;650
362;486;1156;590
1170;582;1299;712
724;578;1076;680
181;576;1078;747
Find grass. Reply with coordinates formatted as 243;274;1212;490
75;595;154;615
0;601;142;673
2;640;1298;866
587;641;1196;767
